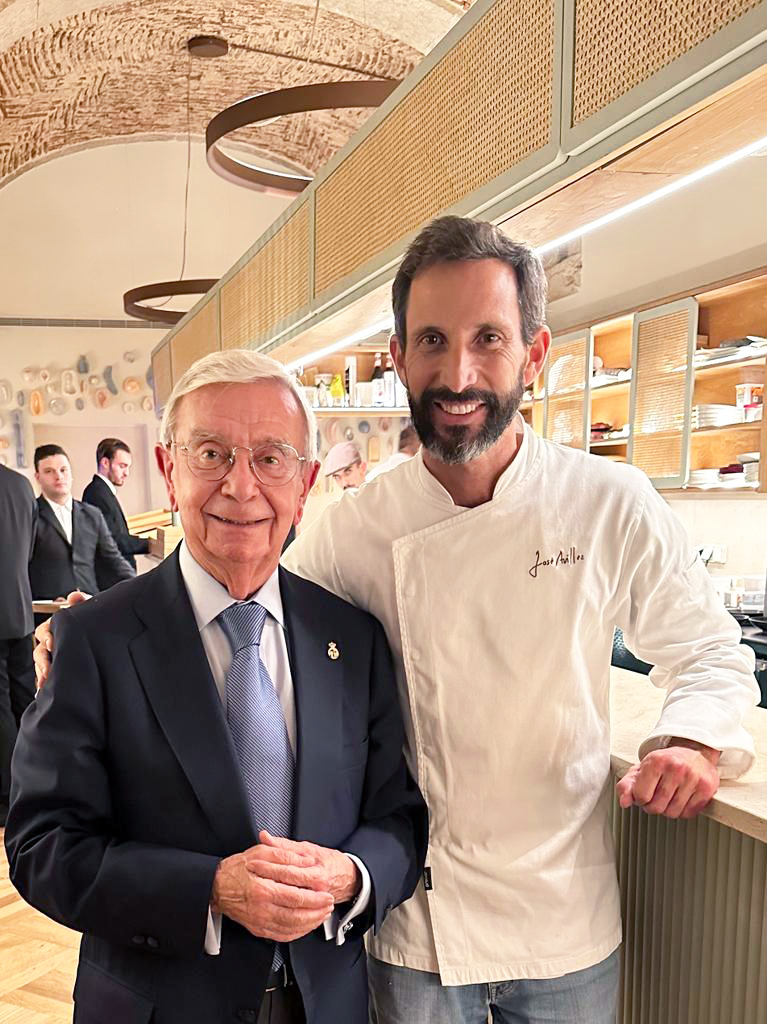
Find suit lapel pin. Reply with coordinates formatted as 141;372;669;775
327;642;340;661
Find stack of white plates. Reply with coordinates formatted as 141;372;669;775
687;468;721;487
691;404;744;428
744;462;760;484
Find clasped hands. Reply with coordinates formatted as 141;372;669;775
615;738;721;819
211;830;361;943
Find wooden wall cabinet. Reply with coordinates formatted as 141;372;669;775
628;298;697;489
543;329;592;449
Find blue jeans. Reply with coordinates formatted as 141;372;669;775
369;949;620;1024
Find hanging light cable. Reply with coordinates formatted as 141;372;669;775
124;40;219;324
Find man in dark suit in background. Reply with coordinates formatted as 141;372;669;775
7;352;426;1024
82;437;150;587
0;464;36;826
29;444;133;605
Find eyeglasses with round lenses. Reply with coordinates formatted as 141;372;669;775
173;440;306;485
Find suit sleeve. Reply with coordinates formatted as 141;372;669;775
338;618;428;938
4;610;220;956
92;508;135;581
84;488;150;558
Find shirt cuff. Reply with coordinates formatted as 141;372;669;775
204;908;222;955
322;853;371;946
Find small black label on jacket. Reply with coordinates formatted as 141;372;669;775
423;867;433;891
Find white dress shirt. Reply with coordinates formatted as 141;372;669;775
44;495;73;544
284;416;758;983
99;473;117;496
177;542;371;954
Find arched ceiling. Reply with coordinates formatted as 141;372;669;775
0;0;474;189
0;0;475;319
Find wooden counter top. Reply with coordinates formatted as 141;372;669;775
610;666;767;844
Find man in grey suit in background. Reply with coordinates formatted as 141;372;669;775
0;464;36;826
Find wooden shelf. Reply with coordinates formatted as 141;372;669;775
591;377;632;395
590;437;629;448
690;422;762;436
662;488;766;498
313;407;410;417
693;351;766;376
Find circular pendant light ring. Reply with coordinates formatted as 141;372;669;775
206;79;401;194
123;279;218;325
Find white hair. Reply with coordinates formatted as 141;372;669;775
159;349;317;460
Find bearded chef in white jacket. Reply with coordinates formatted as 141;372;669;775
282;216;759;1024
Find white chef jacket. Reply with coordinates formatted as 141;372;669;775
177;543;371;953
283;417;758;984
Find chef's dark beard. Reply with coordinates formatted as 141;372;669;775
407;369;526;465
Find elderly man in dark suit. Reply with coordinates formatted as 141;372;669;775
29;444;133;605
6;351;427;1024
0;464;36;826
82;437;151;587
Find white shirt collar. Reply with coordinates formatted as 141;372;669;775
45;494;73;515
414;413;538;508
98;472;117;496
178;540;285;633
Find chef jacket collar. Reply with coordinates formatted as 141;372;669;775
414;414;538;508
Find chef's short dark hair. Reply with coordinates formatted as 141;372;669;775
392;216;547;349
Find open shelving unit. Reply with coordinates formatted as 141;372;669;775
541;269;766;493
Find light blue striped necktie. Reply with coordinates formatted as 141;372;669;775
217;601;294;969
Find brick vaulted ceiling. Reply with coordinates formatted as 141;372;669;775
0;0;474;190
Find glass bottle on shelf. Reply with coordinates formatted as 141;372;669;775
371;353;385;407
329;373;345;407
383;354;396;407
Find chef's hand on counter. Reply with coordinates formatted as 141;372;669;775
616;738;721;819
33;591;88;690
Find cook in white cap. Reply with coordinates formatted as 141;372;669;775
324;441;367;491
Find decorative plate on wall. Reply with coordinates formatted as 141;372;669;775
141;395;154;412
61;370;78;395
75;398;85;411
49;398;68;416
29;390;44;416
94;389;109;409
0;437;9;449
39;369;51;384
0;381;12;405
123;377;141;394
22;367;38;384
122;401;135;414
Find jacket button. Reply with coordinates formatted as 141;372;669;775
235;1011;257;1023
131;935;145;945
146;937;159;949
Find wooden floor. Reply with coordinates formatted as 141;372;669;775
0;829;78;1022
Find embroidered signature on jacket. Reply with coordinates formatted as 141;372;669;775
529;547;584;578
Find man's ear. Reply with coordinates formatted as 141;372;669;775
155;444;179;511
294;461;320;525
390;334;407;388
524;326;551;388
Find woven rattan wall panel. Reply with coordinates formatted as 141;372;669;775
545;336;588;447
631;309;691;479
170;298;219;382
220;205;310;350
151;342;173;412
572;0;762;125
314;0;555;296
612;797;767;1023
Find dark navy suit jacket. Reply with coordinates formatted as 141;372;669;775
29;495;133;600
81;474;150;583
6;550;427;1024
